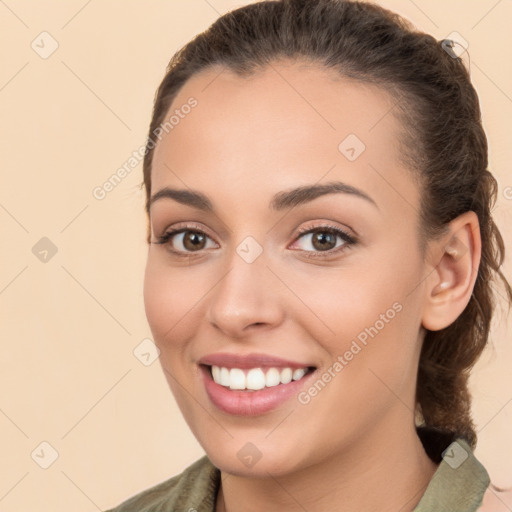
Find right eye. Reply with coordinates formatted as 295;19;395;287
153;225;219;255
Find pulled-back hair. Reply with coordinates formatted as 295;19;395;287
141;0;512;449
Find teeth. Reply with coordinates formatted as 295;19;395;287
220;367;230;386
246;368;266;390
280;367;292;384
229;368;246;390
292;368;306;381
210;365;310;390
265;368;280;387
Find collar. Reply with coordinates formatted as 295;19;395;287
413;427;490;511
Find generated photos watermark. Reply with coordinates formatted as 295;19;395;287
297;301;403;405
92;97;198;201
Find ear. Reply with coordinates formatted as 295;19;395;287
421;211;482;331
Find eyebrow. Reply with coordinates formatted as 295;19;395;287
149;181;378;213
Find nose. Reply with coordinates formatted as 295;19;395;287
205;250;285;338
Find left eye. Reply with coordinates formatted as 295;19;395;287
291;226;354;253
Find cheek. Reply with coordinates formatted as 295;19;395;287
293;275;421;434
288;248;423;371
285;266;405;347
143;256;203;349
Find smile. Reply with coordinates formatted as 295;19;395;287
200;363;317;416
210;365;313;391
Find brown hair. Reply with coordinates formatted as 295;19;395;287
141;0;512;449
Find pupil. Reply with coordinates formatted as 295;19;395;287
185;231;205;250
313;232;335;251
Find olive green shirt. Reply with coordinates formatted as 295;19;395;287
104;428;489;512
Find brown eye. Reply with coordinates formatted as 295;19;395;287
156;227;218;254
310;231;338;251
290;224;357;258
181;231;207;251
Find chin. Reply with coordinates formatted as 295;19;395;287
202;437;306;477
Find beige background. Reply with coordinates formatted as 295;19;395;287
1;1;511;510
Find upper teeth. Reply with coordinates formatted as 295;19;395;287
211;365;308;390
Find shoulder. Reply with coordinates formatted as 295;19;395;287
413;432;491;511
103;455;220;512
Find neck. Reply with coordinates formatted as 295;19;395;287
216;421;438;512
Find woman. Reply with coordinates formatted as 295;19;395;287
105;0;511;510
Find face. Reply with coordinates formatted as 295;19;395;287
144;60;430;477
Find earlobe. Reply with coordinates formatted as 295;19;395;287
421;211;481;332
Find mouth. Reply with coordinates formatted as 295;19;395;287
205;364;316;391
199;363;318;415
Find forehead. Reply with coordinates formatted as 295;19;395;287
151;60;419;219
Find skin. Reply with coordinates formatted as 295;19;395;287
143;60;481;512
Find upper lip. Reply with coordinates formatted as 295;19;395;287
198;352;315;369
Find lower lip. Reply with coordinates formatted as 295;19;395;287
200;365;316;416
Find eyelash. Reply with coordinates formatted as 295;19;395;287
153;222;357;259
293;224;357;258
